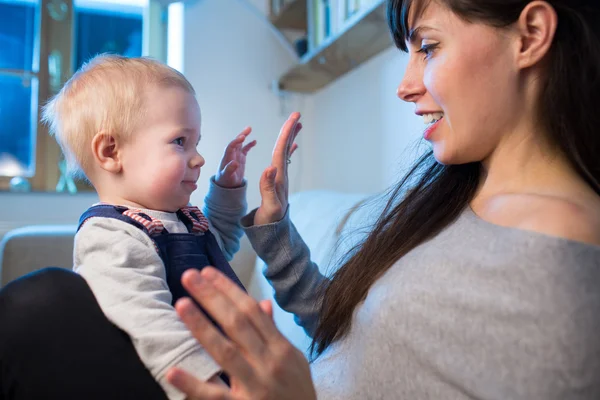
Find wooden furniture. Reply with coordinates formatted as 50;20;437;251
269;0;392;93
270;0;307;30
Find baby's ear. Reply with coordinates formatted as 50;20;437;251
91;132;122;173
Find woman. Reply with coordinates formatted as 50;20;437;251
165;0;600;399
1;0;599;399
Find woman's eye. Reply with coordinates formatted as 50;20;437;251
172;137;184;146
417;43;438;59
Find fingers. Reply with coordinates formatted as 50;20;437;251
242;140;257;155
275;121;302;189
228;128;251;150
273;113;301;173
180;272;268;356
237;126;252;141
221;127;252;165
166;368;232;400
174;296;258;386
198;268;283;342
221;160;239;176
182;269;283;345
288;122;301;156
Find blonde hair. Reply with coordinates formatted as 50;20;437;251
42;54;195;178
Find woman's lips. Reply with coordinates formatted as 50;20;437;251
424;117;443;140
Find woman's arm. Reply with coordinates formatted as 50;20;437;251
243;206;329;337
242;112;327;336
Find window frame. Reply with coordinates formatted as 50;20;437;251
0;0;168;192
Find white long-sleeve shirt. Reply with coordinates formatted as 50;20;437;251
74;177;247;399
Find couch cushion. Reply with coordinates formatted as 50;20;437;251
0;225;76;287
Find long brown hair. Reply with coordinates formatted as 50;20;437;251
310;0;600;357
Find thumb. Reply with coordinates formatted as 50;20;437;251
256;166;284;225
259;166;277;198
259;299;274;320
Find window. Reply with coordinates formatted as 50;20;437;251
75;0;145;69
0;0;39;181
0;0;167;192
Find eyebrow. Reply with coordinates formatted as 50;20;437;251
408;26;438;44
175;128;201;143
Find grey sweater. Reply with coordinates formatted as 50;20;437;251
243;206;600;400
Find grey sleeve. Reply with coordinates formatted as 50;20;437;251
202;176;247;261
74;218;221;400
242;206;330;338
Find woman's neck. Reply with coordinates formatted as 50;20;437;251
476;126;582;202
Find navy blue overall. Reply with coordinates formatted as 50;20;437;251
78;204;245;307
78;204;245;386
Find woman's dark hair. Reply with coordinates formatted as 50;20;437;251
310;0;600;357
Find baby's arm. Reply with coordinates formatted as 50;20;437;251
202;176;247;260
74;218;221;400
203;128;255;259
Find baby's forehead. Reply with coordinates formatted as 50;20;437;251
136;85;201;132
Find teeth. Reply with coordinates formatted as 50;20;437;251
423;112;444;124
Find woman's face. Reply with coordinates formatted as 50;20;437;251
397;1;523;165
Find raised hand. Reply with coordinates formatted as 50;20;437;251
253;112;301;226
166;267;317;400
214;127;256;188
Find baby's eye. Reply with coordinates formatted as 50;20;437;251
172;137;185;146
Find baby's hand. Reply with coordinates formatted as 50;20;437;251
214;127;256;188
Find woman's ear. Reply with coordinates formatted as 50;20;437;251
514;1;558;69
91;132;122;173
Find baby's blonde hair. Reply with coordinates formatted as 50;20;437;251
42;54;195;178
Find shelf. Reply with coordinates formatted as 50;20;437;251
278;0;391;93
270;0;307;31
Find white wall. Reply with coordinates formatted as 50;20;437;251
181;0;426;197
181;0;316;283
307;46;426;193
180;0;427;284
182;0;311;207
0;0;427;288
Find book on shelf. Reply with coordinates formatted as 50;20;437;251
311;0;379;50
311;0;344;49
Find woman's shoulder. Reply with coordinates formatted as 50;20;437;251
519;196;600;247
473;193;600;248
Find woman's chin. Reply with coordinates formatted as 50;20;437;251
432;144;454;165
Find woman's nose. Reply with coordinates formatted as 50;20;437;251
397;60;426;103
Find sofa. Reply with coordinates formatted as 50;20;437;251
0;224;77;286
0;190;377;356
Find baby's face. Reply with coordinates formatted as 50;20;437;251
118;85;204;212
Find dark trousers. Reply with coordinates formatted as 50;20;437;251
0;268;168;400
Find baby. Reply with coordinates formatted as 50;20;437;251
42;54;255;399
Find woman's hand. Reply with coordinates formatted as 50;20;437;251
166;267;317;400
214;127;257;188
253;112;302;226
